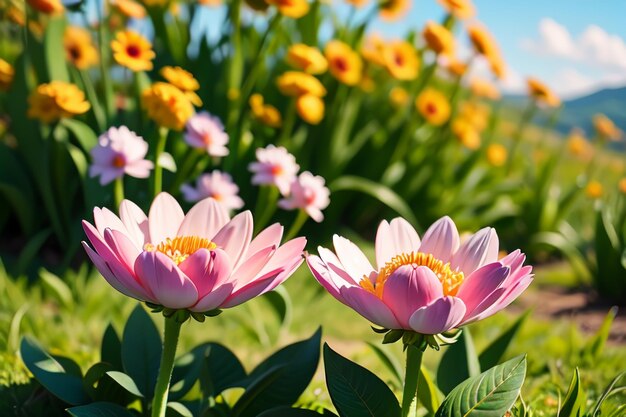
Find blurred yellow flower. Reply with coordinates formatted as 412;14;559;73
250;94;282;128
618;178;626;195
489;56;506;79
446;58;468;77
458;101;489;132
585;181;603;199
467;24;506;79
437;0;475;19
345;0;368;6
160;66;202;106
379;0;410;21
486;144;507;167
286;44;328;74
277;71;326;97
389;87;409;108
383;41;419;80
326;40;362;86
7;6;26;26
359;74;376;92
593;114;622;141
111;0;147;19
142;82;194;130
26;0;63;14
28;81;90;123
296;94;325;125
566;129;591;159
416;88;450;126
360;34;386;66
267;0;309;19
422;21;455;57
469;77;500;100
452;118;481;150
527;77;560;107
64;27;99;70
112;30;155;72
0;59;15;92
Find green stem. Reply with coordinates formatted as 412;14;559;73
253;186;279;234
401;345;424;417
506;101;537;174
96;0;114;120
278;99;297;147
114;177;124;208
284;209;309;241
153;127;169;197
151;317;182;417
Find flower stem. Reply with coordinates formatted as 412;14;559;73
114;177;124;209
153;127;169;197
151;316;182;417
284;209;309;241
401;344;424;417
506;101;536;174
253;186;279;235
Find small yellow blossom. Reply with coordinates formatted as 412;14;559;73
360;34;386;66
0;59;15;92
468;24;506;79
111;30;155;72
345;0;368;6
111;0;147;19
527;77;560;107
296;94;325;125
28;81;90;123
325;40;362;86
470;77;500;100
249;94;282;128
452;118;481;150
458;101;490;132
389;87;409;108
160;66;202;106
286;44;328;74
359;74;376;93
379;0;410;21
276;71;326;97
618;178;626;195
437;0;475;19
199;0;223;6
446;58;468;77
585;181;603;199
416;88;451;126
383;41;419;81
422;21;455;57
7;6;26;26
593;114;622;141
64;26;99;70
486;144;507;167
266;0;309;19
142;82;194;130
566;129;591;159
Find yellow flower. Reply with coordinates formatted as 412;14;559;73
345;0;368;6
359;74;376;93
111;30;155;72
593;114;622;141
566;129;590;158
452;118;481;150
469;77;500;100
360;34;386;66
26;0;63;14
111;0;147;19
389;87;409;108
585;181;603;199
276;71;326;97
28;81;90;123
142;82;194;130
467;24;506;78
458;101;489;132
296;94;325;125
526;77;560;107
383;41;419;80
7;6;26;26
415;88;450;126
618;178;626;195
160;66;202;106
64;26;99;70
437;0;475;19
422;21;455;57
286;44;328;74
446;58;468;77
249;94;282;128
379;0;410;21
0;59;15;92
486;144;507;167
266;0;309;19
325;40;362;86
199;0;223;6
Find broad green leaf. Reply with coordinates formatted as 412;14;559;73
20;337;89;405
67;402;137;417
558;369;585;417
258;407;329;416
166;402;193;417
435;355;527;417
595;210;626;300
82;362;133;405
106;371;144;397
479;310;530;370
101;323;123;370
437;328;481;395
39;268;74;309
62;118;98;153
122;304;162;398
44;18;70;82
323;343;401;417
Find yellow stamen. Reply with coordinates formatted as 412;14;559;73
361;252;464;298
144;236;217;265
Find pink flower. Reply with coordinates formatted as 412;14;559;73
278;171;330;222
82;192;306;311
307;216;533;335
181;170;244;211
184;112;229;157
248;145;299;195
89;126;154;185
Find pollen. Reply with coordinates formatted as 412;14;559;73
361;252;464;298
144;236;217;265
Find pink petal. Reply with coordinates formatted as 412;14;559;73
190;283;234;312
178;248;232;299
382;265;444;328
470;275;534;323
257;237;307;276
451;227;499;274
104;229;141;274
318;246;359;286
408;296;467;335
456;263;510;319
418;216;459;262
83;220;116;260
220;270;284;308
177;197;229;240
94;207;128;236
148;192;185;245
375;218;421;269
248;223;283;255
306;255;344;301
134;251;198;309
119;200;150;248
212;211;253;267
231;245;276;289
339;286;401;329
333;235;375;280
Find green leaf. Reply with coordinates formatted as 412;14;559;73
121;304;162;398
166;402;193;417
590;372;625;417
62;118;98;153
67;402;138;417
435;355;527;417
44;18;70;82
20;336;89;405
0;143;36;234
260;286;293;328
366;342;403;387
39;268;74;308
558;369;585;417
437;328;481;395
323;343;401;417
418;367;441;416
101;323;123;369
330;176;418;226
15;229;52;274
479;310;530;370
258;407;329;416
595;209;626;300
583;307;617;362
106;371;144;397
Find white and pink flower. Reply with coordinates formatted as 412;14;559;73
248;145;299;195
307;216;533;335
89;126;154;185
181;170;244;211
184;112;229;157
279;171;330;222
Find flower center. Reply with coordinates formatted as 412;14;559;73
333;57;348;73
144;236;217;265
202;132;212;145
425;102;437;115
360;251;464;298
112;154;126;168
394;52;405;67
270;165;284;176
126;45;141;58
